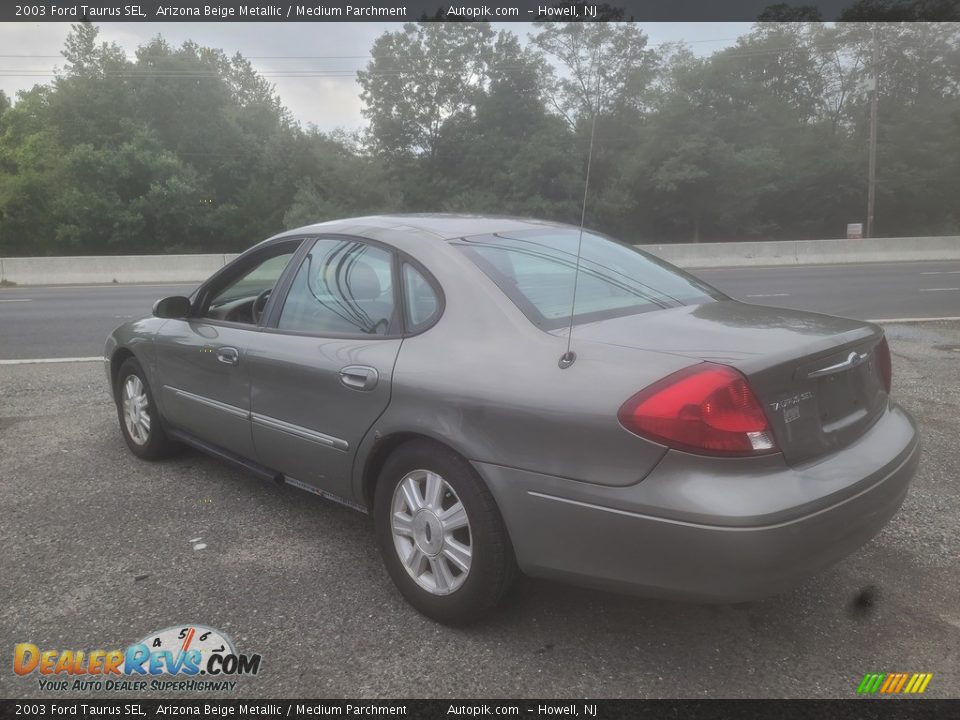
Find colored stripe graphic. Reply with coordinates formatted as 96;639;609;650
857;673;932;694
857;674;885;694
880;674;897;693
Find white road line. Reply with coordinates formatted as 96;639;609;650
0;298;32;303
0;357;103;366
746;293;790;297
700;261;960;271
919;287;960;292
5;283;197;290
868;316;960;323
920;271;960;275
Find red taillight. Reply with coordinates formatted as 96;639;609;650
877;336;892;393
618;363;778;456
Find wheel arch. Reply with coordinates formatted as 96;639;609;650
109;347;136;391
357;430;480;512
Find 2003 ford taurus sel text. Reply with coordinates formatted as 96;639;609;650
105;215;920;623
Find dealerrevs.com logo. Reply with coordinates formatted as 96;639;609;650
14;625;262;693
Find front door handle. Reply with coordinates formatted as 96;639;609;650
339;365;378;391
216;347;240;366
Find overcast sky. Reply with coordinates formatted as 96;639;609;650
0;22;752;132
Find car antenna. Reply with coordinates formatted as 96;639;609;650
559;49;601;370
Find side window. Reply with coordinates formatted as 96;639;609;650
402;263;440;331
203;248;296;324
277;238;397;336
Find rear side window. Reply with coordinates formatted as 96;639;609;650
455;229;722;329
402;263;440;331
277;238;397;336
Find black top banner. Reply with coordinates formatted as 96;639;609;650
2;0;959;22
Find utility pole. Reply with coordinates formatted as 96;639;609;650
866;24;879;239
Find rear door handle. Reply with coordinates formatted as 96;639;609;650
216;347;240;366
339;365;378;391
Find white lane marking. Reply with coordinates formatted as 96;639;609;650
919;287;960;292
745;293;790;297
0;298;32;302
920;271;960;275
699;261;960;271
0;356;103;365
869;316;960;323
7;283;197;290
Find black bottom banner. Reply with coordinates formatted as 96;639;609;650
0;699;957;720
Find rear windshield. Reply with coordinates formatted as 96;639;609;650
455;229;723;330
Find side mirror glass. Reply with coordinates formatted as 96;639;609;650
152;296;192;319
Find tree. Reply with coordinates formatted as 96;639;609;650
357;22;495;166
529;21;657;127
431;32;582;220
2;20;960;255
50;23;132;147
839;0;960;21
0;23;334;254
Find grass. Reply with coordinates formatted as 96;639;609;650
0;279;17;287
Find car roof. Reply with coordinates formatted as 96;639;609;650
268;214;574;244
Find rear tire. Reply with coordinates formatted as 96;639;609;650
373;439;517;624
115;357;177;460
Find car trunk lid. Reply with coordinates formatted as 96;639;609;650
559;301;888;465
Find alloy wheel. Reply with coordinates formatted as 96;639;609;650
121;374;151;446
390;469;473;596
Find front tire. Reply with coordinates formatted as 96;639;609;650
115;357;176;460
373;439;517;624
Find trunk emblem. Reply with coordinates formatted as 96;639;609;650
770;391;815;423
769;391;815;412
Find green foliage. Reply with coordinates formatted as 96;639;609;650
0;20;958;255
357;22;495;165
530;21;658;125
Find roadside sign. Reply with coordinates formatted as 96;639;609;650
847;223;864;239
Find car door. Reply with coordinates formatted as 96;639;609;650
245;236;403;501
154;240;302;460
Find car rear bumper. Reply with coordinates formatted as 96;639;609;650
475;401;919;601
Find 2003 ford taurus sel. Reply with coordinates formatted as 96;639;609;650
105;215;919;622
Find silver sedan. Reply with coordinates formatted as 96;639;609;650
105;215;920;623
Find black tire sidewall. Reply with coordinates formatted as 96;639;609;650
373;440;514;624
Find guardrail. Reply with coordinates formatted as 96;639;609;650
1;236;958;285
0;253;240;286
643;235;960;269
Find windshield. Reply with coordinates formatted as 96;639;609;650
456;229;724;330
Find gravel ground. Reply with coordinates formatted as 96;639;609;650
1;322;958;699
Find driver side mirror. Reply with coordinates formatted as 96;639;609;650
152;296;192;319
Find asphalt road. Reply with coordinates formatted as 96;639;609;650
1;321;958;698
1;260;959;360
